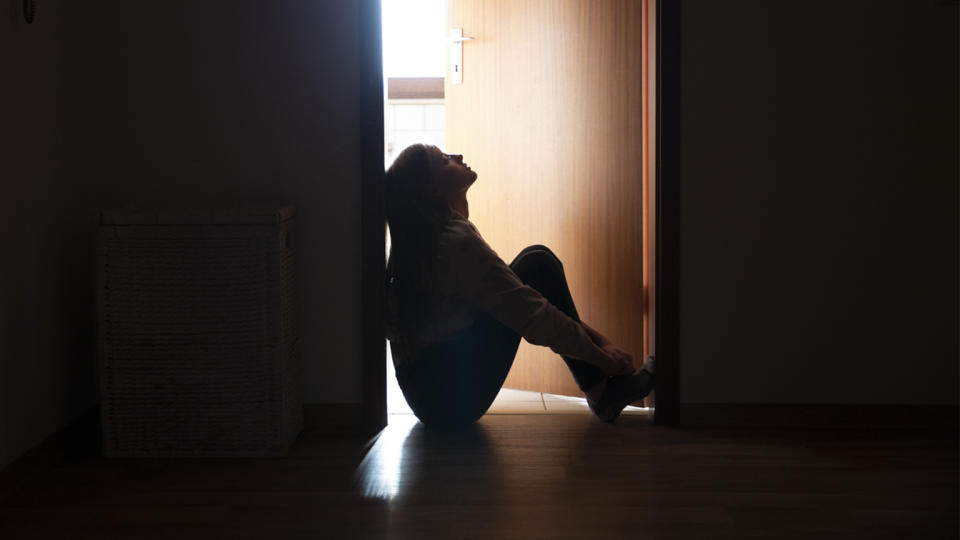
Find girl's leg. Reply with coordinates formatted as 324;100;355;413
508;245;608;393
396;243;606;428
396;312;522;429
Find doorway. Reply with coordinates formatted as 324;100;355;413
380;0;656;420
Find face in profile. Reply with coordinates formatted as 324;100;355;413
425;145;477;202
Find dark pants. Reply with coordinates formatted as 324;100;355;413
395;244;608;429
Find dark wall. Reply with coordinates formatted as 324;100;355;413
678;0;958;403
1;0;375;471
61;1;371;407
0;1;90;471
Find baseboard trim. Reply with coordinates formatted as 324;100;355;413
677;403;959;432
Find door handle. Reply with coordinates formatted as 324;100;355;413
449;28;474;85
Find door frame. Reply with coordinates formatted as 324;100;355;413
359;0;682;432
652;0;681;425
359;0;388;435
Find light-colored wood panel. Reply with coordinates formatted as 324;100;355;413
446;0;645;399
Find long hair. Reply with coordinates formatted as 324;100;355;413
385;144;454;366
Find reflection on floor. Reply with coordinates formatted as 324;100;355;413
386;344;650;417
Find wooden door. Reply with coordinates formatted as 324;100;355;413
445;0;645;400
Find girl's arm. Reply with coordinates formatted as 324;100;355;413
579;320;612;347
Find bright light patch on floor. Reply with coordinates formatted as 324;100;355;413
352;413;419;500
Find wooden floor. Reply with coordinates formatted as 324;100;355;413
1;414;956;539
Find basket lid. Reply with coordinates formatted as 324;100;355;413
100;206;296;225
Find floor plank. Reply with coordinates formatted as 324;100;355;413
0;414;955;539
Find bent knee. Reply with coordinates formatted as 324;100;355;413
513;245;564;273
523;243;552;254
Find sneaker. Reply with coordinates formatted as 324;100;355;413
587;370;655;423
641;355;655;375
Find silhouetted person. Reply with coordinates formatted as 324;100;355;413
385;143;655;429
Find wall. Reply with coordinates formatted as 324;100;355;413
0;0;91;472
678;0;958;404
1;0;375;471
63;0;373;407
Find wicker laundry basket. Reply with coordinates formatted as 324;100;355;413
97;207;302;457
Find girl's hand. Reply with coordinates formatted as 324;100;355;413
597;344;635;376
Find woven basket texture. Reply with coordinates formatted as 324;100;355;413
97;209;301;457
